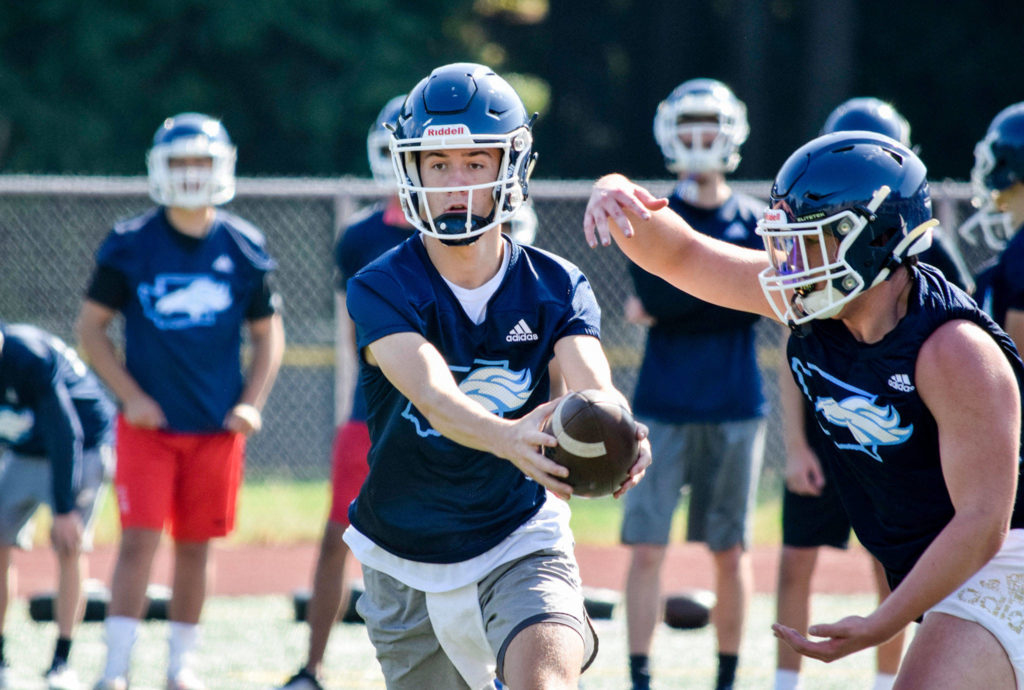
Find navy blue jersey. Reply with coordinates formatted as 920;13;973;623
787;264;1024;589
0;324;115;513
630;191;766;423
988;222;1024;328
334;204;413;422
346;236;601;563
87;207;278;432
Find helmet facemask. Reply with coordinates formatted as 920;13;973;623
391;125;534;242
962;134;1018;250
147;135;236;209
653;84;749;174
757;185;936;325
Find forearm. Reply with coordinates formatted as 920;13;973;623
594;174;775;319
77;322;145;405
239;314;285;410
870;511;1006;640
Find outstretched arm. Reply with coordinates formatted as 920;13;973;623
365;331;573;497
583;174;778;321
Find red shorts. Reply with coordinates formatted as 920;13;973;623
328;420;371;526
114;415;246;541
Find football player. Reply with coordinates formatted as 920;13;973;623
0;324;115;690
623;78;766;690
966;102;1024;356
276;94;413;690
343;62;650;689
774;96;938;690
585;131;1024;689
77;113;285;690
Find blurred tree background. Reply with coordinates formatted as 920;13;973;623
0;0;1020;181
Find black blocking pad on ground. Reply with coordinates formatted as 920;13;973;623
29;580;172;623
290;583;619;625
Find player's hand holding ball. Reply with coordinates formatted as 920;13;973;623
542;389;650;498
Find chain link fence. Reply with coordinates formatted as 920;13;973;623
0;176;990;482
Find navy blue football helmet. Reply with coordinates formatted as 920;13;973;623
390;63;537;241
147;112;236;208
821;97;911;147
962;102;1024;249
367;94;406;188
757;131;935;325
653;78;749;174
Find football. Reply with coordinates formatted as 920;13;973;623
664;588;717;630
542;389;638;497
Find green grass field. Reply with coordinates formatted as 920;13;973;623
44;474;787;549
3;591;897;689
4;474;903;689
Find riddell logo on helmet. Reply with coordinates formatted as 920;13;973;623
763;209;785;223
425;125;470;137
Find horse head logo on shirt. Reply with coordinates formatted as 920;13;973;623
139;275;233;330
791;357;913;463
402;360;534;438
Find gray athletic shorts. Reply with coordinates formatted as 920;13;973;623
357;546;598;689
621;417;765;551
0;445;113;550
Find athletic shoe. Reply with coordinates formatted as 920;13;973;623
46;662;81;690
275;668;323;690
166;668;205;690
92;679;128;690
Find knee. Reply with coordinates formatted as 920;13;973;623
629;544;667;572
777;547;818;590
712;544;745;575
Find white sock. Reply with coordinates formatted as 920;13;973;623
874;672;897;690
102;616;139;680
774;668;801;690
167;621;200;678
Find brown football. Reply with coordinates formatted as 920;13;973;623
542;389;638;497
664;589;716;630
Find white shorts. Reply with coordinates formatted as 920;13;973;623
927;528;1024;689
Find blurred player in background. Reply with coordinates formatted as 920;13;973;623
276;94;413;690
343;62;650;689
584;129;1024;689
965;102;1024;355
959;103;1024;260
77;112;285;690
621;78;766;690
773;96;968;690
0;324;115;690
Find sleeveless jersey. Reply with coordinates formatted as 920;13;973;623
334;204;413;422
346;236;601;563
630;190;766;422
91;207;277;432
787;264;1024;588
0;323;115;512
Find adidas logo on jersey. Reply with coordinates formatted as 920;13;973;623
506;319;539;343
212;254;235;274
887;373;915;392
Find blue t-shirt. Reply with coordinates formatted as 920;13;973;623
0;323;115;513
89;207;278;432
334;204;413;422
630;190;766;423
346;236;600;563
787;264;1024;589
